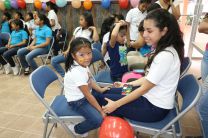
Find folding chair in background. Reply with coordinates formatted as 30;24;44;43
127;74;201;138
180;57;191;79
38;37;55;65
29;66;84;138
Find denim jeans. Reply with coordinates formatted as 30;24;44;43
68;93;103;134
2;47;20;67
51;54;65;77
17;47;48;70
196;84;208;138
0;47;7;65
94;88;169;122
201;50;208;81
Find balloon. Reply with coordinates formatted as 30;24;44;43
56;0;67;8
0;1;5;11
83;0;92;10
50;0;56;4
101;0;110;9
11;0;18;9
17;0;26;9
42;2;46;10
130;0;139;8
71;0;81;9
99;116;134;138
119;0;129;9
4;0;11;9
34;0;42;9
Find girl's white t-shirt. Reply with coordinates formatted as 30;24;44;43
64;62;91;102
73;27;93;42
47;10;61;31
144;46;180;109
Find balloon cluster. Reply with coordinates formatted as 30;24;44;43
0;0;26;11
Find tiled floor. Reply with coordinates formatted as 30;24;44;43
0;57;203;138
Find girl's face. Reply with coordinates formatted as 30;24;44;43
72;46;92;67
143;19;167;46
34;18;40;25
2;15;6;21
14;13;19;20
163;0;170;4
117;29;127;45
139;3;149;13
25;14;30;21
79;15;87;28
33;12;38;19
11;23;18;30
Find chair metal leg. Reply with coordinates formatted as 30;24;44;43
43;117;49;138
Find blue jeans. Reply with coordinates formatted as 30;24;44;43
3;47;20;67
196;86;208;138
94;88;169;122
201;50;208;81
51;54;65;77
68;92;103;134
17;47;48;70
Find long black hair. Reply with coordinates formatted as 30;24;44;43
46;1;58;13
11;19;24;30
81;11;94;38
15;11;24;20
65;37;92;71
144;9;184;72
38;14;51;28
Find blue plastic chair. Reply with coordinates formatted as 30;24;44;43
127;74;201;138
29;66;84;138
180;57;191;78
91;48;113;86
92;41;102;52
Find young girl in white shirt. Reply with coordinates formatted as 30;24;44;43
64;37;109;137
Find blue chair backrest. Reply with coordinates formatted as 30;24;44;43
92;42;102;52
91;48;103;63
180;57;191;78
177;74;200;111
30;66;58;98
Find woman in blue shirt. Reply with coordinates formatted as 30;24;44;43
17;14;52;75
0;12;11;48
0;19;28;75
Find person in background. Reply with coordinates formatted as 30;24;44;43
0;19;28;75
196;13;208;138
46;1;61;56
126;0;151;51
155;0;181;20
17;14;52;75
24;12;36;43
0;12;11;47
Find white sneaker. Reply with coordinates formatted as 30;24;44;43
68;124;88;137
12;66;19;75
4;64;12;75
0;69;4;74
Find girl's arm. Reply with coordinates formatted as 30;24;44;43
101;42;107;57
109;21;126;48
63;36;75;57
90;79;110;93
50;19;56;27
170;0;181;20
35;37;51;48
29;38;36;47
11;39;27;48
79;85;106;117
198;18;208;34
130;32;145;49
103;78;155;113
89;26;99;42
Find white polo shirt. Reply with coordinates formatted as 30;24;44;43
102;32;110;61
144;46;180;109
47;10;61;31
64;62;91;102
126;8;147;41
155;0;181;14
73;27;93;42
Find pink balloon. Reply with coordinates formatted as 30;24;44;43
130;0;139;8
42;2;46;10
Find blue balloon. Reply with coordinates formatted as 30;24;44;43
101;0;110;9
56;0;67;8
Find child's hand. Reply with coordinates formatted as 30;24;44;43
118;20;127;26
113;82;125;88
101;86;111;93
88;26;96;31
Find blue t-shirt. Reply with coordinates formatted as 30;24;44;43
140;44;152;56
35;25;52;50
107;41;128;78
10;29;28;46
0;21;10;33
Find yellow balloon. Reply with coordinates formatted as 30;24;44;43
0;1;5;11
71;0;81;9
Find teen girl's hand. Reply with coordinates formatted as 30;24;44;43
118;20;127;26
102;98;119;114
27;45;36;51
63;50;69;57
113;82;125;88
100;86;112;93
88;26;96;31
